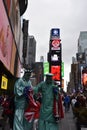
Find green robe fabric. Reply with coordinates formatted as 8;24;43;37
13;78;33;130
33;81;59;130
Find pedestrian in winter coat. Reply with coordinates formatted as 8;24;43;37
64;94;70;112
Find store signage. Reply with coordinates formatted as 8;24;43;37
1;75;8;90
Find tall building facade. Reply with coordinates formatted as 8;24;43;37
78;31;87;53
78;31;87;64
26;35;36;68
68;31;87;93
0;0;28;93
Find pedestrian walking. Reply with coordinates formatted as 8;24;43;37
64;93;70;112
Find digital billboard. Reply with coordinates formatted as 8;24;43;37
51;53;61;65
50;28;60;39
62;62;64;77
50;39;61;51
82;67;87;88
78;64;87;87
44;62;49;75
51;65;61;81
48;28;62;87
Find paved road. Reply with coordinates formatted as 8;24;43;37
0;105;79;130
0;105;87;130
59;106;77;130
59;106;87;130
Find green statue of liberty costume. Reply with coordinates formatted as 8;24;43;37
33;73;59;130
13;69;33;130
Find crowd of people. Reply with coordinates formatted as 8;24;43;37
1;69;63;130
63;90;87;118
0;68;87;130
0;93;14;130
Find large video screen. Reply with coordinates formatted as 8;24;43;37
82;67;87;88
51;65;61;81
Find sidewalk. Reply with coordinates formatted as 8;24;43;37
0;106;10;130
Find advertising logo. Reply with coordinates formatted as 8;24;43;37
50;28;60;39
51;39;61;50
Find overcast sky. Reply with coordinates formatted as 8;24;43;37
23;0;87;91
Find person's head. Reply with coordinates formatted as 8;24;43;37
23;69;32;81
45;73;53;84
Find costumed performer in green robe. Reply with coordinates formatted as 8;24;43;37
33;73;59;130
13;69;33;130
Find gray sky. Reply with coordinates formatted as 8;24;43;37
23;0;87;91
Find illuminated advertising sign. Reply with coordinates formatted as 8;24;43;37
48;52;61;65
51;66;61;81
51;53;61;65
1;75;8;90
78;64;87;87
50;28;60;39
48;28;62;87
62;62;64;77
82;67;87;88
44;62;49;75
50;39;61;51
51;54;59;61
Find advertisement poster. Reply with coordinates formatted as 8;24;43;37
0;1;13;70
44;62;49;75
1;75;8;90
5;0;20;50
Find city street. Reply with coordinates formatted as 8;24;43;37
59;105;87;130
59;106;77;130
0;106;10;130
0;105;87;130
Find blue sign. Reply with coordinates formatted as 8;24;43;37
50;28;60;39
